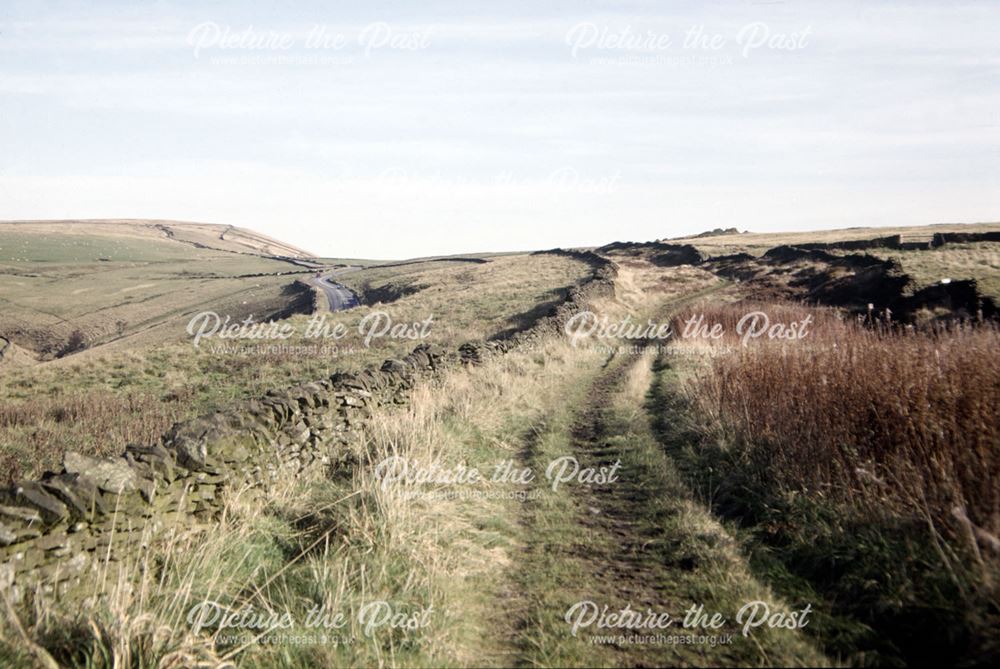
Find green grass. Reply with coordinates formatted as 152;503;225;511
0;224;310;359
853;242;1000;300
0;251;592;481
512;349;825;667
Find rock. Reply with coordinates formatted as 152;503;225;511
0;505;42;525
0;522;17;546
126;443;176;482
136;478;156;503
0;561;15;589
63;452;138;494
34;531;69;552
41;475;96;519
172;435;208;471
381;358;409;375
13;482;69;524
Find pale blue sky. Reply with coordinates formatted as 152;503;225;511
1;0;998;258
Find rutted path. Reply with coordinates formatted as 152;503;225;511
506;340;828;667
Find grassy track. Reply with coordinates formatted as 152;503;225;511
507;345;826;667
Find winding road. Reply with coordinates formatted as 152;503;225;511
306;268;361;311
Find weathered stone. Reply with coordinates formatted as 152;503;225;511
64;452;138;494
13;482;69;524
34;530;69;552
40;473;106;520
136;477;156;503
127;443;176;482
0;523;17;547
0;562;14;590
37;552;87;580
0;505;42;525
169;436;207;471
284;421;310;442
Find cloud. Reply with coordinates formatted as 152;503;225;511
0;0;997;255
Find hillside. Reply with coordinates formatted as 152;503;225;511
0;221;997;669
0;231;594;479
0;220;322;360
0;219;316;259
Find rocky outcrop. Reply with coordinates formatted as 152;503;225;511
650;245;704;267
596;241;705;266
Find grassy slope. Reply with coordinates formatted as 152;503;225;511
841;242;1000;300
0;251;591;481
0;221;314;357
0;219;315;258
2;266;829;667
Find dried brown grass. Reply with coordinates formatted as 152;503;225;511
0;391;190;482
681;302;1000;554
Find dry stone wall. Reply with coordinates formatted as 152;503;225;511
0;251;618;602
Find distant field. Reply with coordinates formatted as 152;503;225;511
0;221;316;358
842;242;1000;300
0;243;591;480
672;222;1000;256
0;219;314;258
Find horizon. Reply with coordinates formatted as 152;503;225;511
3;217;998;260
2;1;998;258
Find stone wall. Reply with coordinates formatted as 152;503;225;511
460;250;617;363
931;231;1000;246
0;252;618;602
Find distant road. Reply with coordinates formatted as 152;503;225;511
306;267;361;311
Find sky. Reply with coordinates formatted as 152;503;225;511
1;1;998;259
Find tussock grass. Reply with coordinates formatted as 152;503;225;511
688;319;999;546
0;336;604;667
671;300;850;345
661;303;1000;665
0;390;190;481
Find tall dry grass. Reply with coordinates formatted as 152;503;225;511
0;391;191;483
1;336;601;668
667;302;1000;664
676;303;1000;599
687;321;1000;544
671;300;853;346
